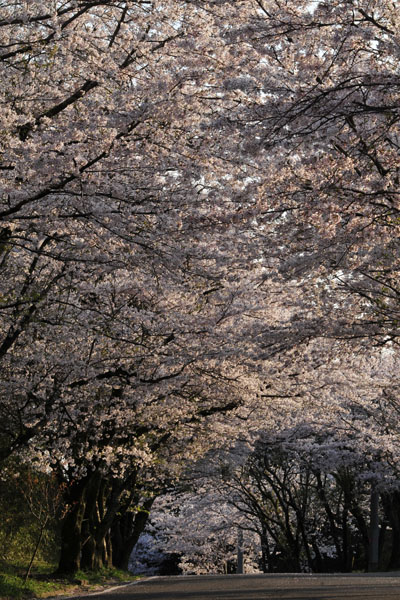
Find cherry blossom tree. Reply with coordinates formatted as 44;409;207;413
211;0;400;342
2;0;400;575
0;0;283;573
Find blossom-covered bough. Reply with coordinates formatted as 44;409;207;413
1;0;400;574
0;0;279;572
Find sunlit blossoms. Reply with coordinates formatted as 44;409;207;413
1;0;400;574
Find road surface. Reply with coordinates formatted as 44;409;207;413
86;573;400;600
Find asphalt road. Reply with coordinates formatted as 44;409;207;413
85;573;400;600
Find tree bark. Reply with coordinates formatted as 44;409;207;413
56;477;90;574
80;474;126;571
112;497;154;570
315;471;344;569
80;472;103;571
368;488;380;572
381;491;400;570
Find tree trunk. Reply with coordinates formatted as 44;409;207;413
381;491;400;570
112;497;154;570
80;474;125;571
341;503;351;572
315;471;344;568
24;519;47;582
260;528;270;573
336;470;369;572
80;472;103;571
368;488;379;572
103;530;113;568
56;477;89;574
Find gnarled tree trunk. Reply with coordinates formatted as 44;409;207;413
112;496;154;570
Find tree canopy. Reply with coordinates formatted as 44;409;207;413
1;0;400;574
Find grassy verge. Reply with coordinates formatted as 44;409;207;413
0;563;140;599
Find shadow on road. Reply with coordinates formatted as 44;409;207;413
85;574;400;600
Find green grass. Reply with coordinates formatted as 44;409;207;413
74;566;139;586
0;563;140;599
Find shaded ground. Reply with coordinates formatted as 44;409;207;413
0;563;139;600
